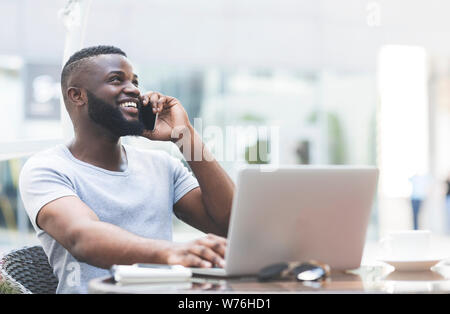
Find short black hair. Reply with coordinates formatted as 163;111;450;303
60;45;127;97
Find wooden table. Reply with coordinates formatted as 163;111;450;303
88;263;450;294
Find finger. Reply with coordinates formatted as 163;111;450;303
196;238;226;258
167;251;207;268
185;253;212;268
206;233;228;245
189;245;223;268
166;96;179;108
156;96;166;113
150;92;160;111
140;93;151;106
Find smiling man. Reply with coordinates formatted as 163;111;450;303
19;45;234;293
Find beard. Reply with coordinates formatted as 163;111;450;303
86;90;145;137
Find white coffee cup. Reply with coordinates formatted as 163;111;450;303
379;230;431;261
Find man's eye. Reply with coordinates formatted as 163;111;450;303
133;81;139;87
110;76;121;82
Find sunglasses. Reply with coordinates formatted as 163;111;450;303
258;260;330;282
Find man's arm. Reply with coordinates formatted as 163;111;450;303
174;126;234;237
38;196;226;269
140;92;234;237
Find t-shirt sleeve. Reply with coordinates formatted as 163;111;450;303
170;156;199;204
19;159;77;231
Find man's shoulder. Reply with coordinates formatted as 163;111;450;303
21;144;72;174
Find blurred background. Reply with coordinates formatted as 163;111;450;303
0;0;449;254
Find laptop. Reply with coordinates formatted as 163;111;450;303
190;165;379;277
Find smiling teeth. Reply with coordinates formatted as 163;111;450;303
120;102;137;108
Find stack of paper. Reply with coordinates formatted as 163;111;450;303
111;264;192;284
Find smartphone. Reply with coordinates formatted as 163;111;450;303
139;101;158;131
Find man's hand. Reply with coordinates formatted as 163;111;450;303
140;91;233;240
164;234;227;268
140;91;191;142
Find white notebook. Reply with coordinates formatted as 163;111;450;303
110;264;192;284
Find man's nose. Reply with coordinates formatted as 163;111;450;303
123;81;140;97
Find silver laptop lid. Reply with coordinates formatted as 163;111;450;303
225;165;379;275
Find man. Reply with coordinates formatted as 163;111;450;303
408;174;432;230
19;45;234;293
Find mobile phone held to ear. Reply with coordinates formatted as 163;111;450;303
139;101;158;131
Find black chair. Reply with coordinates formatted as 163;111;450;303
0;245;58;294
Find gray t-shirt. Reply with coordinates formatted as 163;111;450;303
19;143;199;294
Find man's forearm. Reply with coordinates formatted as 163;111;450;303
70;220;171;269
179;125;235;232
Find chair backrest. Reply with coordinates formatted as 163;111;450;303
0;245;58;294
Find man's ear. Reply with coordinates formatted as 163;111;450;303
67;87;87;107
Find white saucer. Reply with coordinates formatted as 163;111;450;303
378;258;443;272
